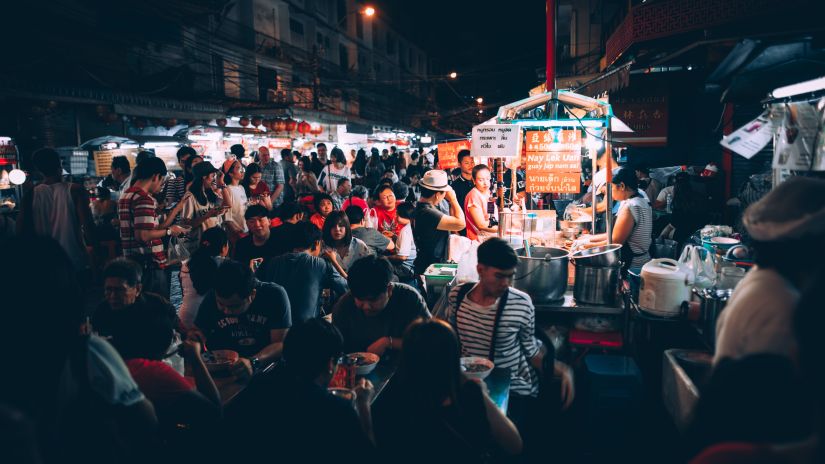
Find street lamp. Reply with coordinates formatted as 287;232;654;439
338;6;376;27
448;71;457;79
476;97;483;104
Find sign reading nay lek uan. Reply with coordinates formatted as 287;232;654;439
471;124;521;158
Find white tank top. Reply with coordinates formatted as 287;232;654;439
32;182;88;270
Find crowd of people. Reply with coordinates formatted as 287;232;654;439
4;140;823;463
3;143;578;463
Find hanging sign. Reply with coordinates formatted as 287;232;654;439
719;111;773;160
524;129;582;193
772;102;825;171
93;149;135;177
437;139;471;170
471;124;521;158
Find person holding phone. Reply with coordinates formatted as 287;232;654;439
179;162;230;253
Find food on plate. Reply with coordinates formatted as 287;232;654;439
459;356;494;380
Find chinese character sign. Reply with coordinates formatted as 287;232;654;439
524;130;582;193
437;140;471;170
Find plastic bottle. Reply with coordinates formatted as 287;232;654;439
666;192;673;213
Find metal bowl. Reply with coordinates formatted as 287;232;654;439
571;244;623;267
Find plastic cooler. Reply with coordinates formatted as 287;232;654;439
584;355;643;425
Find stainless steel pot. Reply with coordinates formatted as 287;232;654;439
571;244;623;267
514;247;569;303
693;287;733;347
574;263;620;305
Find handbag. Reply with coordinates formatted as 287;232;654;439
166;235;190;267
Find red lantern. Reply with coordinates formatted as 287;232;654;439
239;117;250;127
251;117;262;127
297;121;311;134
216;118;227;127
274;119;287;132
310;125;323;136
284;118;297;132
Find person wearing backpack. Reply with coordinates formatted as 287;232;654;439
441;238;574;462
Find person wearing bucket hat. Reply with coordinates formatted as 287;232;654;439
179;161;231;253
410;170;466;276
714;176;825;367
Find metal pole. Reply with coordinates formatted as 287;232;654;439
605;118;613;244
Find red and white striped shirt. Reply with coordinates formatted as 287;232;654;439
119;186;166;268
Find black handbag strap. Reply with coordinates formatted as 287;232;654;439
454;283;509;361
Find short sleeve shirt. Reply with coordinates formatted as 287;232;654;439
125;358;194;401
118;186;166;268
396;223;416;265
332;283;430;353
411;202;448;275
259;161;285;207
332;238;374;272
374;203;403;236
352;227;391;254
445;284;542;397
195;281;292;357
86;335;146;406
463;188;497;242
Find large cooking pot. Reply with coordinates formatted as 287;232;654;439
571;244;623;267
514;247;569;303
639;258;692;318
573;263;620;305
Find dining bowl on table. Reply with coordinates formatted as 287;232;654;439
346;352;380;376
460;356;494;380
201;349;239;375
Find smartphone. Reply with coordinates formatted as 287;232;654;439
251;257;264;272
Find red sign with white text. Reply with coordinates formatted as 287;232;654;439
437;140;471;170
524;130;582;193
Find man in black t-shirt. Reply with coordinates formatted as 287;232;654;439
410;170;465;275
192;261;291;377
332;256;430;354
450;150;476;214
234;205;281;269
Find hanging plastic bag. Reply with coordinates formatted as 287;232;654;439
678;245;715;289
455;240;480;284
364;208;379;229
448;234;472;263
167;235;190;267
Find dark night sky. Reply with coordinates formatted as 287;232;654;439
376;0;548;114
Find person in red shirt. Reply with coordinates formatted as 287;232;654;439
110;300;221;425
242;163;273;211
373;184;403;238
310;193;335;230
118;157;187;298
342;185;370;213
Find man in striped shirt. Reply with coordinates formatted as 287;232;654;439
256;146;285;209
119;157;187;298
443;238;574;459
